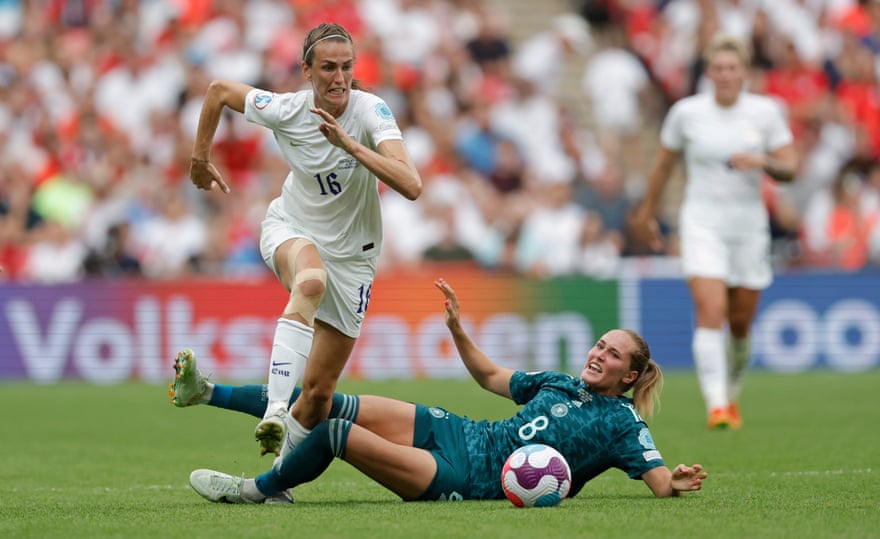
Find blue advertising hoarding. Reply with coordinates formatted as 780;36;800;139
637;273;880;372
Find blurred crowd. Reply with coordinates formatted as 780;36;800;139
0;0;878;284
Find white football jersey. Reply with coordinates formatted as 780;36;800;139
660;92;793;237
245;88;403;260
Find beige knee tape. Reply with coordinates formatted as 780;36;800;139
285;238;312;273
284;268;327;325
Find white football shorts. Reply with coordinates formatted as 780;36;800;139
679;224;772;290
260;202;378;338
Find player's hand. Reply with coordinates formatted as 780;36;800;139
190;158;231;194
629;208;663;253
670;464;707;492
310;107;353;152
726;152;765;171
434;277;462;329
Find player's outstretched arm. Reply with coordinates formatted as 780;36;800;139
190;80;253;194
434;278;514;399
641;464;707;497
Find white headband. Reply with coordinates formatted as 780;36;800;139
303;34;350;62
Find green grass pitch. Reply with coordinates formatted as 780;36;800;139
2;371;878;539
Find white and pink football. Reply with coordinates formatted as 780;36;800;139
501;444;571;508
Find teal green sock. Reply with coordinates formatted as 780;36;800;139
329;393;359;421
209;384;359;422
207;384;233;409
208;384;269;417
254;419;353;495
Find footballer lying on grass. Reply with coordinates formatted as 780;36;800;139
170;278;707;504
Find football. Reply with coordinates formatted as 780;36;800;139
501;444;571;507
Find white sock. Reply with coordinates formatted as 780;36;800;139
727;336;751;401
240;478;266;502
265;318;313;418
280;414;312;458
199;382;214;404
692;327;728;411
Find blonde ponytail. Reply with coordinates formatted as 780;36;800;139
631;359;663;419
621;330;663;419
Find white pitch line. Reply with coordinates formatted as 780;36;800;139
6;469;874;494
707;468;874;478
9;479;382;494
8;484;191;493
769;468;874;477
